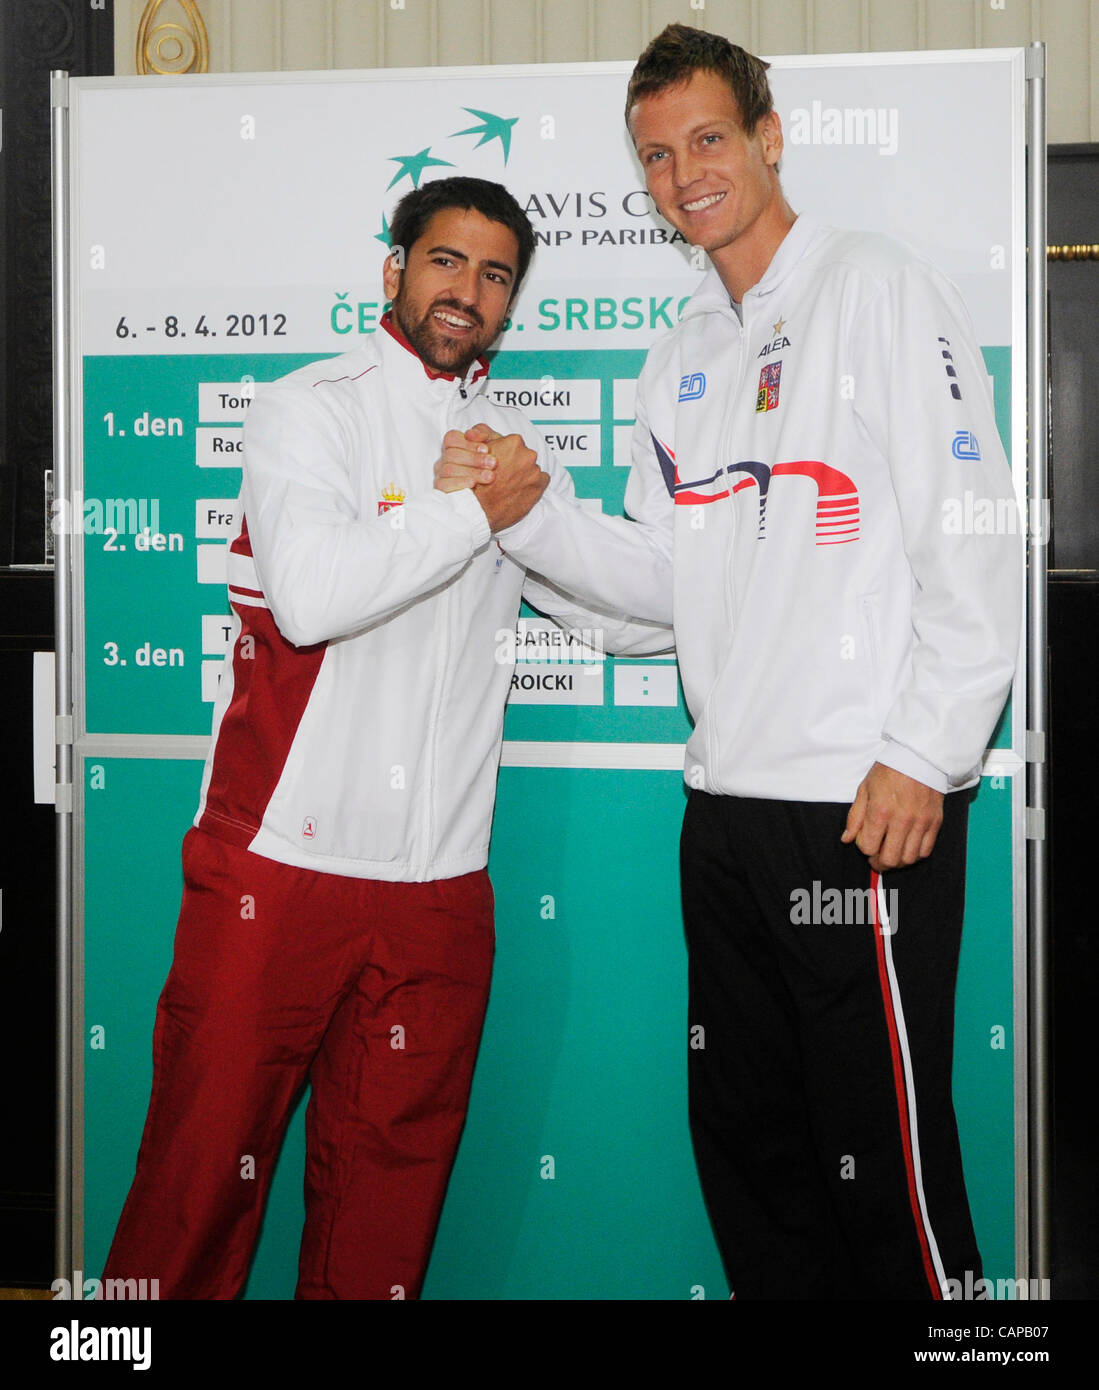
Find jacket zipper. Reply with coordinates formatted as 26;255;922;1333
706;307;747;780
422;383;466;856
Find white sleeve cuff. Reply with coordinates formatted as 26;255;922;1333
494;496;549;550
447;485;493;549
872;741;950;795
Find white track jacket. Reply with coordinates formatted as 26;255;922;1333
194;317;671;880
502;214;1022;800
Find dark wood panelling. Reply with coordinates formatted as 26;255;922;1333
1047;144;1099;1299
0;0;114;568
0;0;113;1290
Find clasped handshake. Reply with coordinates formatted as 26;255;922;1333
434;423;549;532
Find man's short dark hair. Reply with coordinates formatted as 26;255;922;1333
625;23;774;135
388;177;535;297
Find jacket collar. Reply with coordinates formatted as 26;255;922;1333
377;311;491;400
683;213;829;322
746;212;826;301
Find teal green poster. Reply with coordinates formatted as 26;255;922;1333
82;759;1014;1298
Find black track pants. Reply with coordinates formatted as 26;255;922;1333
680;789;982;1299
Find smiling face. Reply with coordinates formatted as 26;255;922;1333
383;206;519;375
629;69;792;298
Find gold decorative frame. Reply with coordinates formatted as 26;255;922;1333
1047;243;1099;261
136;0;210;75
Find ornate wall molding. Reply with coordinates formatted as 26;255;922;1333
135;0;209;75
1048;242;1099;260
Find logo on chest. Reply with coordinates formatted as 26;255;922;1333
678;372;707;401
378;483;405;515
756;361;782;413
757;317;791;359
650;432;860;546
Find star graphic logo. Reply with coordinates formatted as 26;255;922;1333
451;108;520;164
772;318;786;335
386;147;455;191
375;212;392;247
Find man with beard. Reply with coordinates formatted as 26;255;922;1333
102;177;672;1300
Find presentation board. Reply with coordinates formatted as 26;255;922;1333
61;49;1029;1299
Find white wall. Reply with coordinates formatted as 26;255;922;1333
116;0;1098;142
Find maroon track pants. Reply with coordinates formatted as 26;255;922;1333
103;827;495;1300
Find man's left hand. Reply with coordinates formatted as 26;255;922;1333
841;762;944;872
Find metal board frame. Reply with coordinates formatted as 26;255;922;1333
51;48;1046;1295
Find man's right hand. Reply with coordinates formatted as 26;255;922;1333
435;428;497;489
434;425;549;532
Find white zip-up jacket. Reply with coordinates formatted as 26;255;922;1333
194;316;670;880
502;214;1022;800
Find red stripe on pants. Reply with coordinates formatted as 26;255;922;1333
870;869;942;1300
103;827;495;1299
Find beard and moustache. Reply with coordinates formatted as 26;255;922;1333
390;290;492;377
